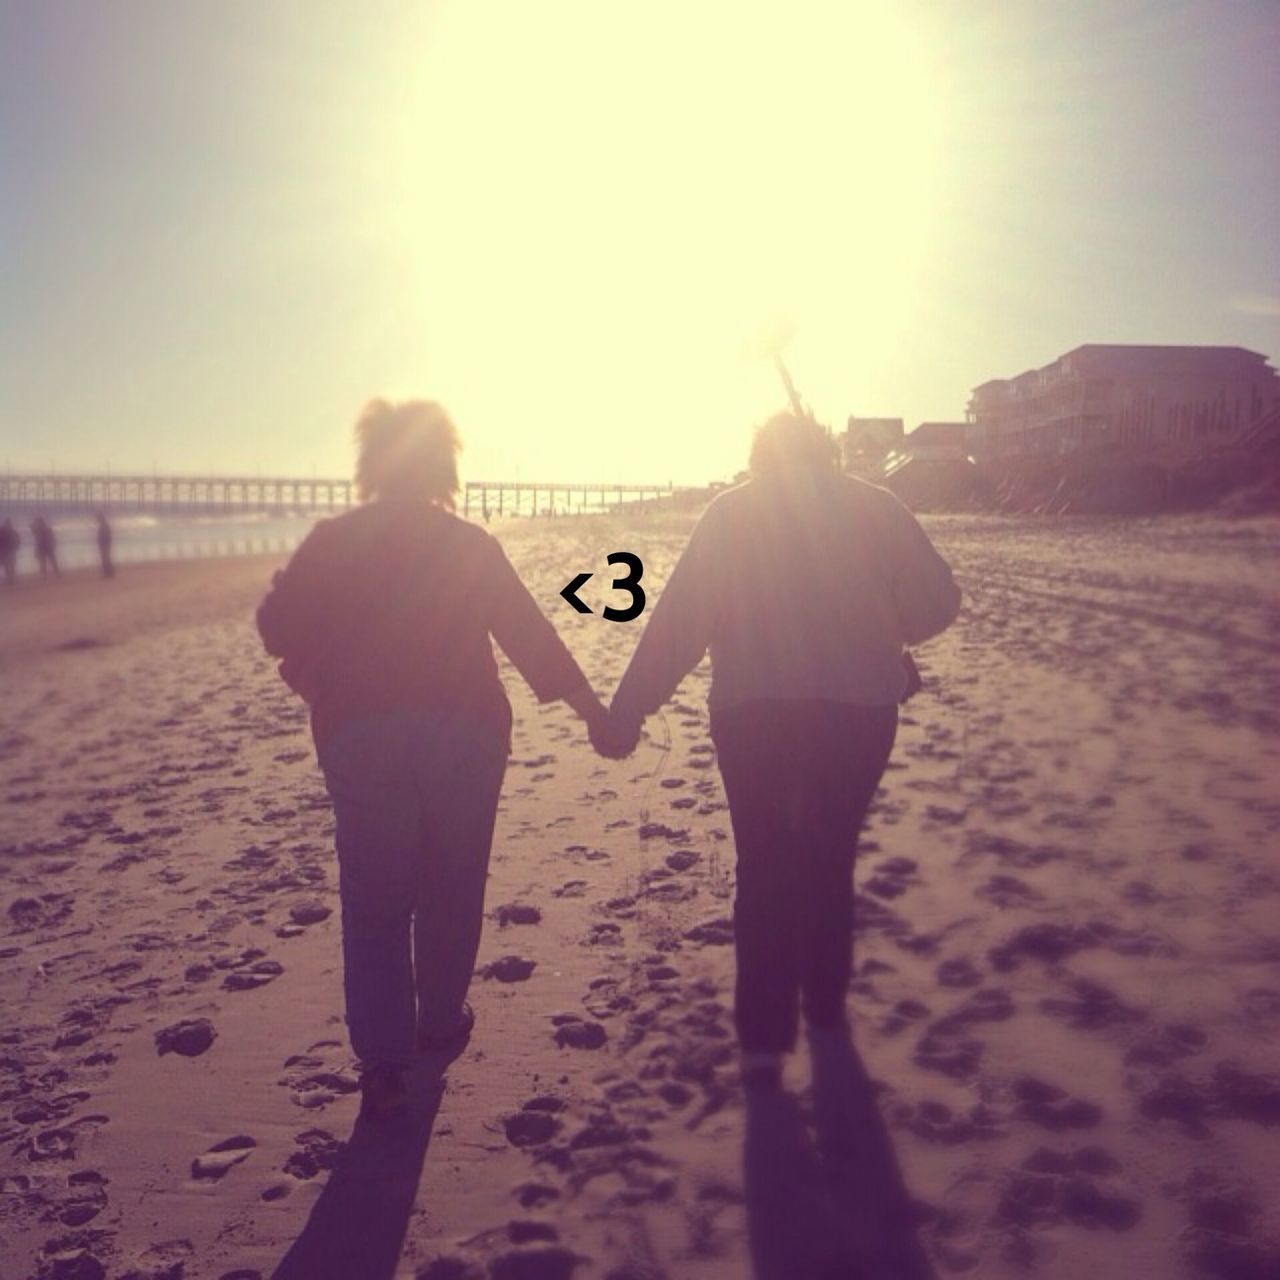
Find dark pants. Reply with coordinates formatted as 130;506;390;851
711;700;898;1054
318;710;507;1067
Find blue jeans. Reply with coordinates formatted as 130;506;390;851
318;710;508;1067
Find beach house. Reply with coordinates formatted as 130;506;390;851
965;344;1280;457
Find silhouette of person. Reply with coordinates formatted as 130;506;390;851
0;519;17;585
95;512;115;578
257;399;608;1122
30;515;60;578
596;412;961;1090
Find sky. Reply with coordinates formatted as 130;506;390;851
2;0;1277;486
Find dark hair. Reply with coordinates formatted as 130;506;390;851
354;399;461;506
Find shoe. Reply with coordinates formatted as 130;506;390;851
358;1063;408;1122
417;1000;476;1057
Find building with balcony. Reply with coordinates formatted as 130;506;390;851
966;344;1280;457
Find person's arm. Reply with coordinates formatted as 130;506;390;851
564;680;608;728
881;493;962;645
484;537;599;721
608;511;717;739
256;522;333;660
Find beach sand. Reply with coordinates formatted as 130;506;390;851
2;512;1279;1280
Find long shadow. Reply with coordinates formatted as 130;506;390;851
272;1060;446;1280
743;1030;936;1280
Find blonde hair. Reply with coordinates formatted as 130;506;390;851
354;399;461;506
749;411;838;477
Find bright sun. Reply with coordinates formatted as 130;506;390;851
399;1;941;481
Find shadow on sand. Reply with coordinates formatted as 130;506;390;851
743;1030;937;1280
272;1060;446;1280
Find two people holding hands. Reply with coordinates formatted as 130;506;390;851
258;398;960;1119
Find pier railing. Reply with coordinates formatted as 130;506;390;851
0;473;676;518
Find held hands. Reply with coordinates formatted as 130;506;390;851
565;682;643;759
588;706;642;760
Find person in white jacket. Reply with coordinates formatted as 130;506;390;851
602;413;961;1089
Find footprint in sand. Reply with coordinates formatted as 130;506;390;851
553;1018;607;1050
47;1168;109;1227
24;1125;82;1162
1176;1168;1280;1280
1137;1060;1280;1135
1124;1022;1209;1067
513;1180;561;1209
278;1044;360;1111
191;1134;256;1180
505;1098;566;1147
912;989;1012;1080
287;901;332;927
489;1247;584;1280
418;1258;485;1279
637;822;688;841
495;903;543;927
482;955;537;983
863;856;920;900
33;1239;109;1280
995;1149;1142;1235
897;1097;1002;1145
154;1018;217;1057
1039;976;1145;1029
282;1128;344;1179
117;1238;197;1278
583;976;634;1019
975;873;1045;909
563;843;607;862
640;872;696;905
683;917;733;947
222;959;284;992
988;921;1109;971
1013;1076;1104;1130
879;999;932;1036
7;893;75;933
936;956;983;988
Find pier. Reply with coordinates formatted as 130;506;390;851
460;481;673;519
0;473;675;518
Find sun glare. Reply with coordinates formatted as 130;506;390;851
402;1;941;479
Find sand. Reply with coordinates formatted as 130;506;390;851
2;512;1279;1280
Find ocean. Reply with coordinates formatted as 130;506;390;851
5;512;324;574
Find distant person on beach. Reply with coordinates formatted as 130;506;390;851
598;412;961;1090
30;515;60;578
0;519;17;584
257;399;609;1121
95;512;115;578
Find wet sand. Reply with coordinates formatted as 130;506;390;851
2;512;1279;1280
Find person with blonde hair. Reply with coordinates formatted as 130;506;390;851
258;399;608;1120
598;411;961;1091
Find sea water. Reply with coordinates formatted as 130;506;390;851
8;512;324;574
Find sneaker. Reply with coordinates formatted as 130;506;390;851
359;1063;408;1122
417;1000;476;1057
